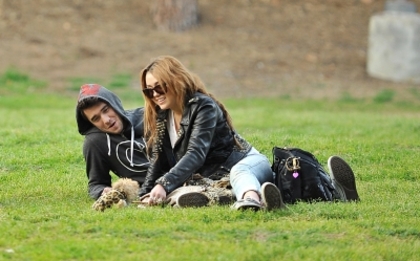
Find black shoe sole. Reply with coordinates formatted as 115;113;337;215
177;192;210;208
328;156;360;202
218;195;234;205
261;182;286;211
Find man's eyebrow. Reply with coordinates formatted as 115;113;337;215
90;114;98;122
90;104;107;122
100;104;108;112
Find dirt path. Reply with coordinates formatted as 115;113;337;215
1;0;419;100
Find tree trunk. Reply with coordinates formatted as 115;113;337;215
150;0;199;32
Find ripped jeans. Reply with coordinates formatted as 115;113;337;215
230;147;275;200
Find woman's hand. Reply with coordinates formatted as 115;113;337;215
148;184;167;205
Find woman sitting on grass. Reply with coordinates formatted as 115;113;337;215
138;55;285;211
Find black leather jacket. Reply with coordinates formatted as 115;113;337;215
139;92;252;196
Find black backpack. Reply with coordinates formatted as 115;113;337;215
271;146;336;204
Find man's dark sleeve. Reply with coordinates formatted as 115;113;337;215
83;133;113;199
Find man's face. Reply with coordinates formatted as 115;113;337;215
83;102;123;134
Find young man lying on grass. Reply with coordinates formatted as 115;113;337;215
76;84;150;200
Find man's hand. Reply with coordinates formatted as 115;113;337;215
101;187;112;195
148;184;167;205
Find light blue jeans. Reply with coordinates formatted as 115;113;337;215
230;147;275;200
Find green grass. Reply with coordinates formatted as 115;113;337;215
1;71;420;261
67;73;133;92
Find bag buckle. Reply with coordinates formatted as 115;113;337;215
286;156;301;178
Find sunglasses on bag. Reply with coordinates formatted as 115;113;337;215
142;84;166;99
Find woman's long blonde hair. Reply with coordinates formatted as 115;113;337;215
140;55;235;150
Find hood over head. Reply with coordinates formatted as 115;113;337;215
76;84;146;167
76;84;127;135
